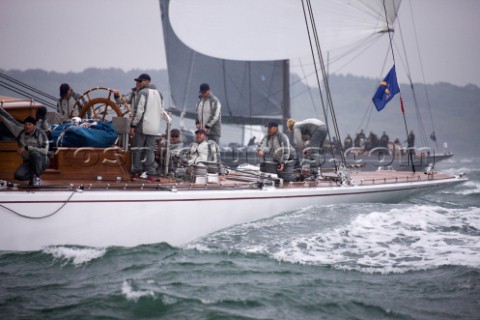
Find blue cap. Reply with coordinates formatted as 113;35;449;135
199;83;210;93
265;121;278;128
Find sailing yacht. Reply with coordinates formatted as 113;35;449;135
0;0;466;251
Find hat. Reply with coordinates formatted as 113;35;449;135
134;73;151;82
23;116;36;125
199;83;210;93
170;128;180;136
265;121;278;128
195;129;206;134
59;83;70;98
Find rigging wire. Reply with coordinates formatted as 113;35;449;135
221;59;234;117
0;79;56;110
394;9;429;148
356;45;391;136
0;72;57;102
302;0;346;166
408;0;438;148
296;58;320;118
382;0;415;173
300;0;329;125
328;34;386;74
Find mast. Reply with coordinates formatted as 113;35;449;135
382;0;416;173
282;59;292;140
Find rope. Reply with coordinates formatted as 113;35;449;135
0;191;75;219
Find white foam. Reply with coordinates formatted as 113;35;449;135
43;246;106;266
439;165;478;175
449;180;480;195
186;205;322;252
272;205;480;273
121;280;155;302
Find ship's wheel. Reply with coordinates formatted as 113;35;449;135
71;87;131;121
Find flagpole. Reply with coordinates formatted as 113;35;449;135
383;0;415;173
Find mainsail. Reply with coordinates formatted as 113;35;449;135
160;0;401;126
159;0;285;125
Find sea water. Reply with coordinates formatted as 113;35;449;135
0;160;478;319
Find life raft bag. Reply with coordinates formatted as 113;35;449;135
50;121;117;148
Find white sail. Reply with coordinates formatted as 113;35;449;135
169;0;401;61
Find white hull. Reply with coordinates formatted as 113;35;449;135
0;174;466;251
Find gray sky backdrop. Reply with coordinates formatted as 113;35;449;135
1;0;479;87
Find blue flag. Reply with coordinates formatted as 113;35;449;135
372;65;400;111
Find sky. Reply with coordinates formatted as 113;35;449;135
1;0;479;87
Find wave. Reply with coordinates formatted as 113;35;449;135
193;204;480;274
121;279;155;302
42;246;106;266
448;180;480;195
273;205;480;273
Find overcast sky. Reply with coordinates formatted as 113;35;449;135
1;0;479;87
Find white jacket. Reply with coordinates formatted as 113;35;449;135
131;84;164;135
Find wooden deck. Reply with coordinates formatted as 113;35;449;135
1;167;457;192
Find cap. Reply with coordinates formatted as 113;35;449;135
265;121;278;128
170;128;180;136
195;129;206;134
59;83;70;98
23;116;36;125
134;73;151;82
199;83;210;93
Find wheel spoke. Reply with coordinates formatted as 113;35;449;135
77;88;125;121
